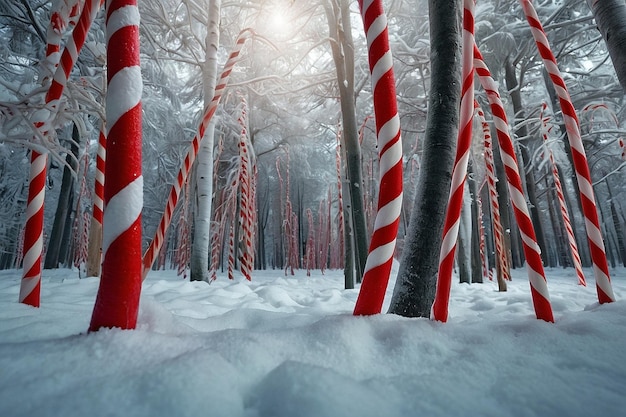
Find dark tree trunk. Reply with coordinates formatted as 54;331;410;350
324;0;368;281
587;0;626;92
388;0;461;317
44;124;80;269
469;164;483;283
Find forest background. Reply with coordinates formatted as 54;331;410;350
0;0;624;294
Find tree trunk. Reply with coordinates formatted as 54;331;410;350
469;164;483;283
324;0;369;281
587;0;626;92
457;182;472;284
190;0;220;281
44;124;80;269
387;0;461;317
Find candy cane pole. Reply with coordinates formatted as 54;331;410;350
87;123;106;277
521;0;615;303
237;97;253;280
428;0;474;322
353;0;403;315
142;29;254;279
89;0;142;331
541;103;586;286
41;0;82;79
474;44;554;321
18;151;47;307
20;0;102;306
476;103;510;283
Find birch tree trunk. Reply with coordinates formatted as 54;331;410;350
191;0;220;281
587;0;626;92
388;0;462;317
324;0;369;281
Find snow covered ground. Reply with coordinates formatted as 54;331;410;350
1;264;625;417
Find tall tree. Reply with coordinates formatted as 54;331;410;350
388;0;462;317
587;0;626;92
190;0;220;282
324;0;369;281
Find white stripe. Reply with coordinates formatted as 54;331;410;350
378;138;402;174
371;50;393;91
102;175;143;257
584;218;605;250
366;14;387;48
107;5;140;42
593;265;616;301
22;230;43;273
373;193;403;230
527;267;550;301
377;115;400;151
19;276;40;302
363;240;397;272
106;65;142;128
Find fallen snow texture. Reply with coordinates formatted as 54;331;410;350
1;265;625;417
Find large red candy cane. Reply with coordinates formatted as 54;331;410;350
89;0;142;331
20;0;102;306
521;0;615;303
430;0;474;322
476;103;510;283
353;0;403;315
541;103;586;286
142;29;254;279
474;45;554;322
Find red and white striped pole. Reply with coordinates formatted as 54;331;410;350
476;102;510;282
521;0;615;303
20;0;102;306
353;0;403;315
541;103;586;286
430;0;474;322
41;0;82;79
474;44;554;322
476;189;490;282
142;29;254;279
18;152;47;307
237;96;253;281
89;0;142;331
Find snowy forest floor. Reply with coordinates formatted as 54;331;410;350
1;264;625;417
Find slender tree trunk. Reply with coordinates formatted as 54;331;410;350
587;0;626;92
324;0;369;281
457;182;472;284
388;0;461;317
45;124;80;269
190;0;220;281
469;164;483;283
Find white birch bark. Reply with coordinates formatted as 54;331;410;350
191;0;220;281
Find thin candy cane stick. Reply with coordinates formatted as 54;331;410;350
142;29;254;279
541;103;586;286
476;103;510;283
521;0;614;304
474;44;554;321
